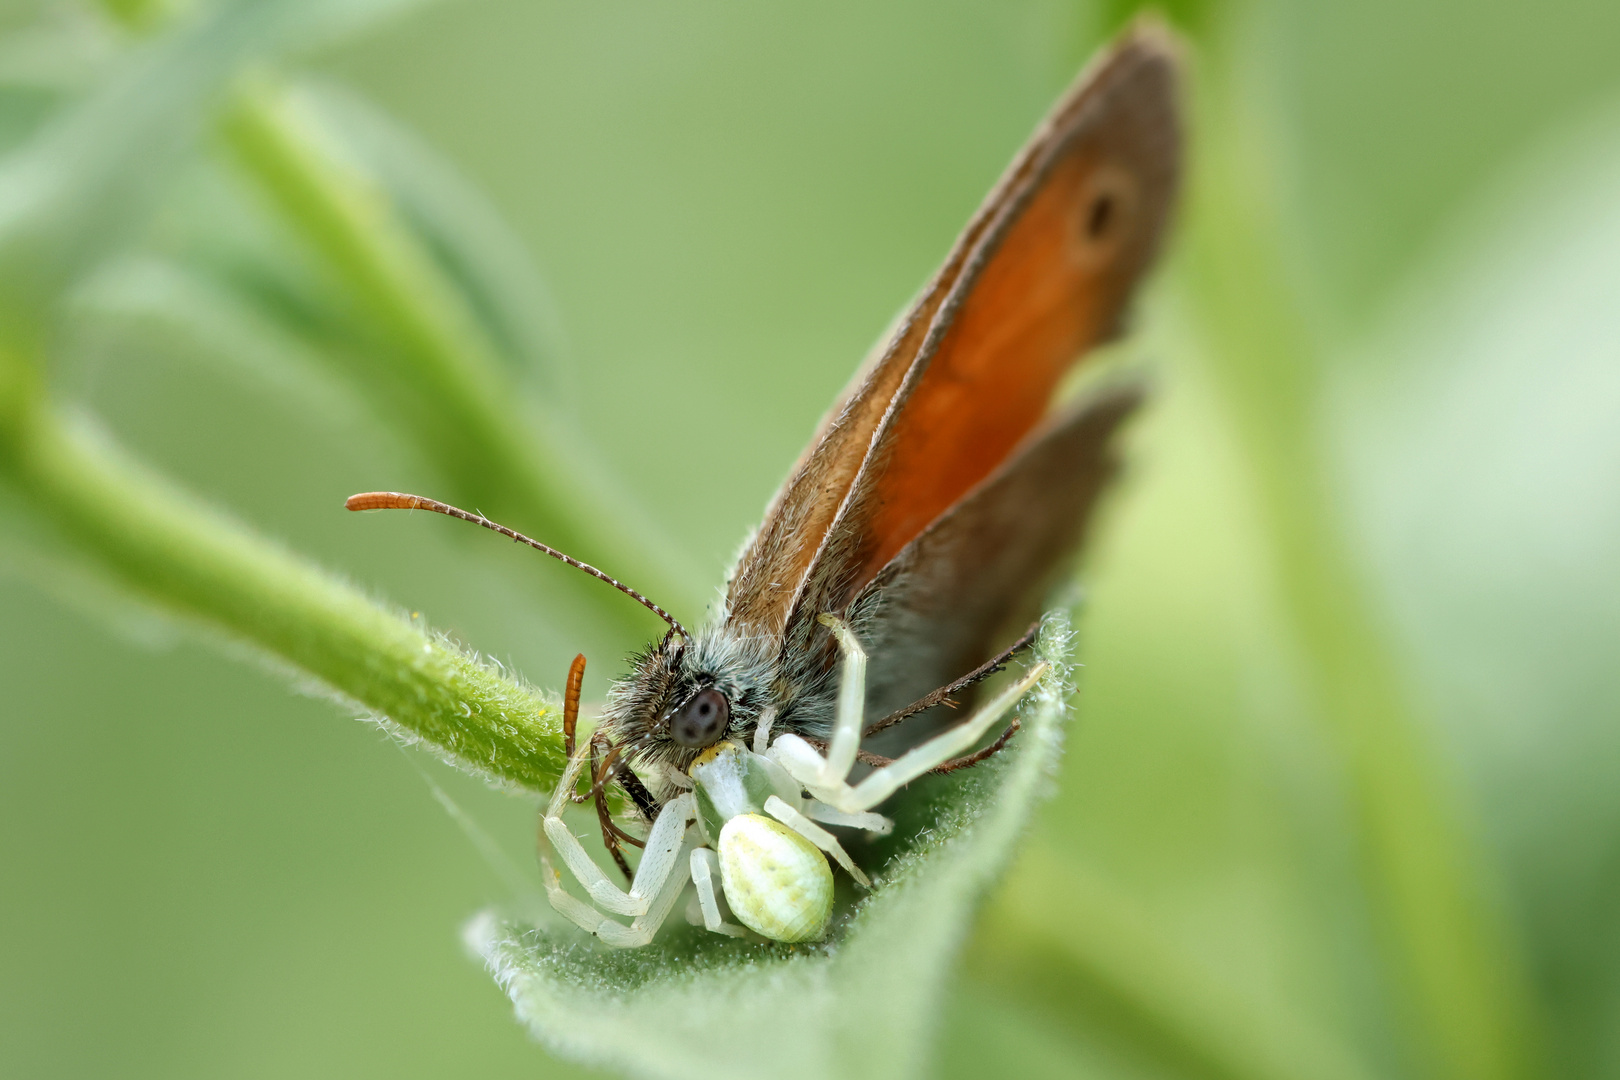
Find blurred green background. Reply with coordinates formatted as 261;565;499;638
1;0;1618;1077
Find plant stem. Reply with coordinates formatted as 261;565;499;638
218;76;696;626
0;384;575;796
1180;43;1543;1080
92;0;697;633
218;77;529;507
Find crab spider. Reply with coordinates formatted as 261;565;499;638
541;614;1051;946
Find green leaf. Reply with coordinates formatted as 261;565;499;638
470;612;1077;1080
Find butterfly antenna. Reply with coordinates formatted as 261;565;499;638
346;492;687;638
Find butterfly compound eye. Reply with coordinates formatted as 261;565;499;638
670;688;730;747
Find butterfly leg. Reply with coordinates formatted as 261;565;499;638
558;652;649;884
774;661;1050;814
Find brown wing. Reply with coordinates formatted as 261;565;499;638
722;125;1014;635
853;385;1142;722
722;24;1180;645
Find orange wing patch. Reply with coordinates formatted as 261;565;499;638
850;138;1167;585
812;28;1180;611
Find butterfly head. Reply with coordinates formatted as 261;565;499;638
598;626;778;779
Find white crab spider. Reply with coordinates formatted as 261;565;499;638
540;614;1050;946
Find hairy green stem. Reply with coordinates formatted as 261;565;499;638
1180;44;1543;1080
0;385;573;796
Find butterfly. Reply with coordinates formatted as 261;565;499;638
348;23;1181;946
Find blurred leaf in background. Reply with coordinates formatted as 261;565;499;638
0;1;1618;1079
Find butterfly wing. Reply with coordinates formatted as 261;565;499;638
721;132;1013;637
778;27;1179;639
720;24;1178;714
852;384;1141;722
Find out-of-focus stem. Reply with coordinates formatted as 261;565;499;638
219;76;696;628
1181;42;1544;1080
93;0;698;635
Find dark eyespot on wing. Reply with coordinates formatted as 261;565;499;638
1087;193;1114;239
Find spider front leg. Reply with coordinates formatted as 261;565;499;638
801;613;870;789
541;778;698;947
542;736;694;918
541;828;693;948
541;653;691;927
770;615;1050;814
689;848;748;937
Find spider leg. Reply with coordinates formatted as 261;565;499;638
809;614;868;788
802;800;893;835
773;662;1049;813
542;651;693;919
862;620;1040;740
542;836;694;948
534;708;649;937
542;788;697;922
831;716;1023;776
689;848;748;937
765;795;871;887
596;840;694;948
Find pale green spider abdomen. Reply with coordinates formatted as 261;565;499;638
717;813;834;942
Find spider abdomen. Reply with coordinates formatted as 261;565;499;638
717;814;833;942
